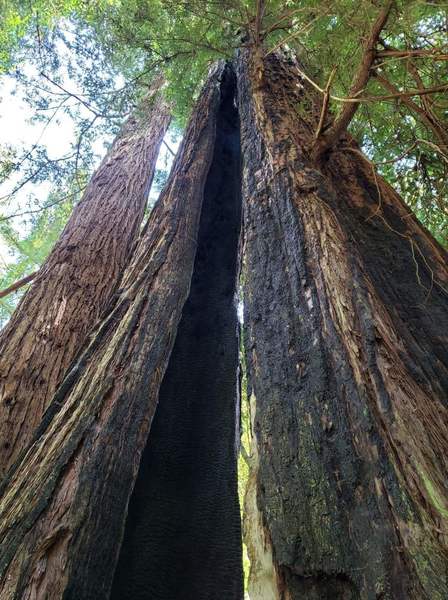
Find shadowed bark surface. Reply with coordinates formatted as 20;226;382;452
0;87;170;476
237;49;448;600
0;64;225;599
111;66;243;600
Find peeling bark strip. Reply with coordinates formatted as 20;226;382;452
0;85;170;476
237;49;448;599
111;66;243;599
0;63;224;599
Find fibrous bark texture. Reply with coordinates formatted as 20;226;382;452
0;87;170;476
0;63;226;599
111;65;243;600
237;49;448;599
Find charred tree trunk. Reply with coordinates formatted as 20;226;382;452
0;85;170;476
0;63;242;599
237;49;448;599
111;65;243;600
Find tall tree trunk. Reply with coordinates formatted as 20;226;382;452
0;85;170;476
111;64;243;600
237;49;448;599
0;64;236;599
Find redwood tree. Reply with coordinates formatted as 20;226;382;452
0;63;243;600
0;85;170;476
238;48;448;599
0;2;447;599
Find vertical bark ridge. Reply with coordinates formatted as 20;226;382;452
237;49;448;599
110;64;243;600
0;63;225;600
0;85;170;476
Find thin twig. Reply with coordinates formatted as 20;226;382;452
296;63;448;104
265;10;328;57
162;139;175;156
345;142;418;166
0;151;78;203
40;73;104;118
373;72;448;152
264;6;315;36
315;66;337;140
0;186;86;222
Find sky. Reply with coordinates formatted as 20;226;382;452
0;75;78;261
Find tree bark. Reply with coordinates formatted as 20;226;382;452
0;85;170;476
237;48;448;599
111;64;243;600
0;64;228;599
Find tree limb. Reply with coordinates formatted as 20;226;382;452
376;49;448;60
0;272;38;299
255;0;266;45
315;66;337;140
314;0;394;159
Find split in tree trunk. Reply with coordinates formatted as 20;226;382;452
237;48;448;600
111;64;243;600
0;84;170;476
0;63;232;599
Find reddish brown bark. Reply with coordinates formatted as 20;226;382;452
0;63;242;599
237;49;448;599
0;87;170;476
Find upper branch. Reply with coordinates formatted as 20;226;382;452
314;0;394;159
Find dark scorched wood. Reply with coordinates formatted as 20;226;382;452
111;65;243;600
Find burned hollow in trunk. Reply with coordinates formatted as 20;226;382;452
111;66;243;600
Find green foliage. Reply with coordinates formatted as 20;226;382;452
0;0;446;324
90;0;245;125
286;0;448;244
0;0;86;72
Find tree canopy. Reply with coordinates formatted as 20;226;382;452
0;0;447;321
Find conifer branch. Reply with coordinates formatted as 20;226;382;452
376;49;448;60
373;72;448;152
314;0;394;159
0;272;38;299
